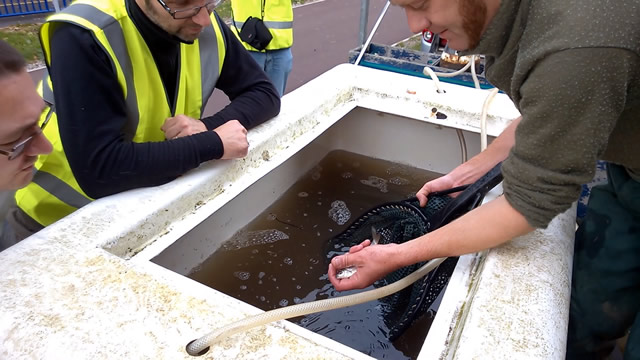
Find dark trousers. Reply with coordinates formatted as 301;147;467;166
567;163;640;359
0;203;44;252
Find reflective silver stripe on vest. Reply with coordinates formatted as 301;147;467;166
32;170;92;208
199;15;223;118
41;72;54;106
61;3;139;141
31;106;91;209
233;20;293;30
263;20;292;29
29;106;91;209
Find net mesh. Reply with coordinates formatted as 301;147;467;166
329;196;456;340
328;163;503;341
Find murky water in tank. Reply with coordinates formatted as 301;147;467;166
188;150;444;359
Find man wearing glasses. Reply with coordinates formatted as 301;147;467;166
0;40;53;249
0;40;53;190
5;0;280;245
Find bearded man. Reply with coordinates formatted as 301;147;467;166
328;1;640;358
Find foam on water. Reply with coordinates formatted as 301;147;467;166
389;176;410;186
328;200;351;225
360;176;389;193
221;229;290;251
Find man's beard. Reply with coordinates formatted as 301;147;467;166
460;0;487;50
143;0;197;44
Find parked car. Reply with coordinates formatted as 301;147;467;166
421;29;447;53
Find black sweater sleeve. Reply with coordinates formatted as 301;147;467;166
49;18;280;199
202;15;281;130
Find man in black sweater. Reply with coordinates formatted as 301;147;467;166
2;0;280;248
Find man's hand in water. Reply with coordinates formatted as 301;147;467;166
328;240;401;291
416;174;458;207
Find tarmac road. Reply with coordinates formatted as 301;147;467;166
203;0;414;116
285;0;414;92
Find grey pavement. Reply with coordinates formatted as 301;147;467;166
0;13;48;27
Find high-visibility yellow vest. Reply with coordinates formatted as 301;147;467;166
231;0;293;51
15;0;226;226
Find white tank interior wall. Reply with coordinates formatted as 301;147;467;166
152;106;486;276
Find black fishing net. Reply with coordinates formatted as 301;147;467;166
329;163;503;341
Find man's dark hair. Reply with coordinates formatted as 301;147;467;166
0;39;26;79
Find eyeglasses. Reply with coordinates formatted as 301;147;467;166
156;0;223;19
0;114;51;161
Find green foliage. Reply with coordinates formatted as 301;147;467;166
0;24;43;64
395;34;422;51
215;1;232;20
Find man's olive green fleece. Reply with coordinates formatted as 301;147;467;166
465;0;640;228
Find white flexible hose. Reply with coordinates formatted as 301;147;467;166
423;58;472;78
424;57;476;163
470;55;480;89
422;66;445;93
456;129;468;163
186;257;446;356
423;56;497;152
480;88;500;151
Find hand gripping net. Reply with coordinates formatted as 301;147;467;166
328;163;503;340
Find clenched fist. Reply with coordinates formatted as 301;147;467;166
214;120;249;159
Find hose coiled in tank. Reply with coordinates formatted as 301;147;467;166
185;257;445;356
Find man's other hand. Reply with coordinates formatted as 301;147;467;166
214;120;249;159
161;114;207;139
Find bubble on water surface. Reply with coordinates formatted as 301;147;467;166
360;176;388;193
311;165;322;180
386;164;410;176
389;176;410;186
328;200;351;225
233;271;250;281
221;229;289;251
